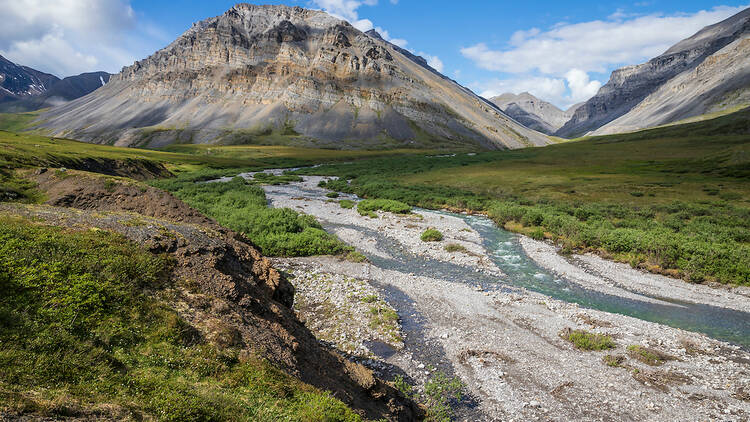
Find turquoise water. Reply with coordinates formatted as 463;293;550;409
456;212;750;350
254;177;750;349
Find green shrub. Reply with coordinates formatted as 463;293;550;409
345;251;368;263
529;227;545;240
561;329;616;351
326;192;340;198
357;199;411;215
360;295;378;303
603;354;625;367
339;200;355;209
444;243;467;253
151;175;351;257
627;345;674;366
421;229;443;242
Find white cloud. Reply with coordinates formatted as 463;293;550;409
310;0;377;22
462;4;748;107
419;52;444;72
478;77;566;103
0;0;163;76
375;26;408;48
564;69;601;103
461;5;748;75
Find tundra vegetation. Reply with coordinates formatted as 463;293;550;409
421;229;444;242
295;108;750;285
0;217;361;421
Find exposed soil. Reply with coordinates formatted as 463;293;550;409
1;171;421;421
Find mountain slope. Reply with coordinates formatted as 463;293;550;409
490;92;578;134
37;4;548;150
0;71;110;112
556;7;750;138
0;55;59;103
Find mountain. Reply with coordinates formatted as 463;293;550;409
0;71;111;112
556;7;750;138
36;4;549;150
0;55;59;103
490;92;580;134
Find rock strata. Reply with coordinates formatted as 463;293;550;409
37;4;548;149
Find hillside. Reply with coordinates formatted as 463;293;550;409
557;7;750;138
0;55;59;103
0;71;111;113
35;4;548;150
490;92;579;134
0;136;421;419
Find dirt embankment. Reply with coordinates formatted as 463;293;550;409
9;171;421;421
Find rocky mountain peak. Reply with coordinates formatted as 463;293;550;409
490;92;574;135
40;4;549;150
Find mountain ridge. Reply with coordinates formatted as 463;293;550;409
36;4;549;150
490;92;580;134
556;7;750;138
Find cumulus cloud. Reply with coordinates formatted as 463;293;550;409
0;0;163;77
462;4;748;107
419;52;445;73
462;5;748;74
476;70;602;109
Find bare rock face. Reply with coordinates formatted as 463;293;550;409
37;4;548;150
556;7;750;138
491;92;579;134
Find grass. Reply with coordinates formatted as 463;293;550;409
294;108;750;285
0;112;39;132
345;251;368;263
150;175;352;257
444;243;467;253
0;125;434;178
0;216;361;421
561;329;616;351
393;372;465;422
357;199;411;216
421;229;444;242
0;169;44;203
603;354;625;367
627;345;674;366
339;200;355;209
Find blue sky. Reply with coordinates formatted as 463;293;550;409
1;0;747;108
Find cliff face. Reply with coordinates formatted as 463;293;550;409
556;7;750;138
491;92;578;134
39;4;548;150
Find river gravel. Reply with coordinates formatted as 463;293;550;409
263;176;750;421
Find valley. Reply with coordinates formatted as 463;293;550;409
1;2;749;421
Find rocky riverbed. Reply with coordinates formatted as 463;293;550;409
262;175;750;421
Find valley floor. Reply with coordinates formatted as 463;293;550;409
263;174;750;421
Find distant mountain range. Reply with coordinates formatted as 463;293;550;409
0;54;110;113
555;7;750;138
36;4;549;150
490;92;581;135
